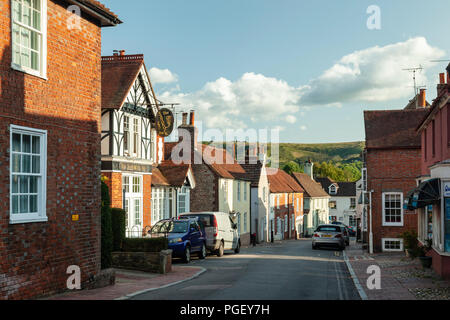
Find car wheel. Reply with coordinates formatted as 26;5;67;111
198;243;207;259
234;241;241;254
183;246;191;263
216;241;224;257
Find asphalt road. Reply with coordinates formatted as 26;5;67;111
132;239;360;300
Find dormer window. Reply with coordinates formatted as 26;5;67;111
329;184;337;195
11;0;47;78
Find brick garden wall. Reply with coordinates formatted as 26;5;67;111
0;0;103;299
366;148;421;253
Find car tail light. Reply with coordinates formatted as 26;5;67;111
213;216;218;237
313;233;320;238
335;234;342;238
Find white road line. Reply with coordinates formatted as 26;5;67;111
334;260;344;300
343;251;368;300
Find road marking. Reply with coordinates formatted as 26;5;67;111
343;251;368;300
334;261;344;300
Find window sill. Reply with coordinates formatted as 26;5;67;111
382;223;404;227
10;216;48;225
11;64;47;81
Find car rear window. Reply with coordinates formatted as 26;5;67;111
182;214;214;227
316;226;341;232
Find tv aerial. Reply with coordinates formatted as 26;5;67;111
402;65;424;96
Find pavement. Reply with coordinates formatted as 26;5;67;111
344;241;450;300
46;266;206;300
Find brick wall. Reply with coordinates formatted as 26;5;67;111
273;193;302;240
190;164;218;212
367;148;420;252
0;0;103;299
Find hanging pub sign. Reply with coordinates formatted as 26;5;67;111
156;108;174;137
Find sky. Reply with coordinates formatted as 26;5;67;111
101;0;450;143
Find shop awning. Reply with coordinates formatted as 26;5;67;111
404;178;441;210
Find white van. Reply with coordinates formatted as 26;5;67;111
179;212;240;256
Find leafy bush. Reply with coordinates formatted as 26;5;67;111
400;230;420;258
122;238;168;253
101;181;113;269
111;208;126;252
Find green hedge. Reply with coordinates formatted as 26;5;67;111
111;208;126;252
122;237;168;253
101;181;113;269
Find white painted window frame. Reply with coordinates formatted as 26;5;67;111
10;124;47;224
382;192;404;227
382;238;404;252
11;0;47;79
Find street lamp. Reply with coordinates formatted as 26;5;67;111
363;190;375;254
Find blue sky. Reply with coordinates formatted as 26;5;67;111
102;0;450;143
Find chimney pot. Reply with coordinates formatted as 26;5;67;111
119;50;126;56
182;113;188;125
440;73;446;84
189;111;195;126
419;89;426;107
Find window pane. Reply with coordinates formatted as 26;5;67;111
30;195;38;213
12;175;19;194
32;0;40;10
22;135;31;153
22;155;31;173
12;1;22;22
20;195;29;213
32;155;40;173
22;2;32;27
12;195;19;214
12;154;21;173
31;49;39;71
30;176;38;193
20;176;29;193
32;136;40;154
12;133;21;152
32;9;41;30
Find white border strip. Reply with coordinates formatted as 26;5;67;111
343;251;368;300
115;267;207;300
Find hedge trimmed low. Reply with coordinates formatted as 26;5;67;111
121;238;168;253
111;208;126;252
101;181;113;269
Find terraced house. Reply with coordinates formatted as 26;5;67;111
165;117;252;246
0;0;121;299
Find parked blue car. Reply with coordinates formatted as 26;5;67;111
148;218;207;263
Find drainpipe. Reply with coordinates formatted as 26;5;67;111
368;190;374;254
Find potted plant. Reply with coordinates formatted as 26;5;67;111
400;230;419;259
417;239;433;269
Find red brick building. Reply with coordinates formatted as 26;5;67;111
267;169;304;240
0;0;121;299
363;91;430;253
412;66;450;279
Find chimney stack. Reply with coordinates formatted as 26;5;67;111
119;50;126;56
419;89;426;107
447;63;450;84
304;160;314;180
440;73;446;85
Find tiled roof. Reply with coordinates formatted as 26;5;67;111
316;177;356;197
364;109;429;149
240;158;264;187
159;160;194;187
151;167;170;187
201;145;250;181
292;173;329;198
267;168;304;193
101;55;144;109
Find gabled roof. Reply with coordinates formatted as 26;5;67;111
292;173;329;198
152;161;195;188
240;158;264;187
267;168;304;194
66;0;122;26
201;145;251;181
102;54;145;109
316;177;356;197
364;109;429;149
417;85;450;132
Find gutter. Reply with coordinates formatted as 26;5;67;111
66;0;123;26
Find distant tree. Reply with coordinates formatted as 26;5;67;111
282;161;303;175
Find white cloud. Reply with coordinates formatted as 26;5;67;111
285;115;297;124
159;72;301;130
149;67;178;84
157;37;445;134
299;37;445;106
